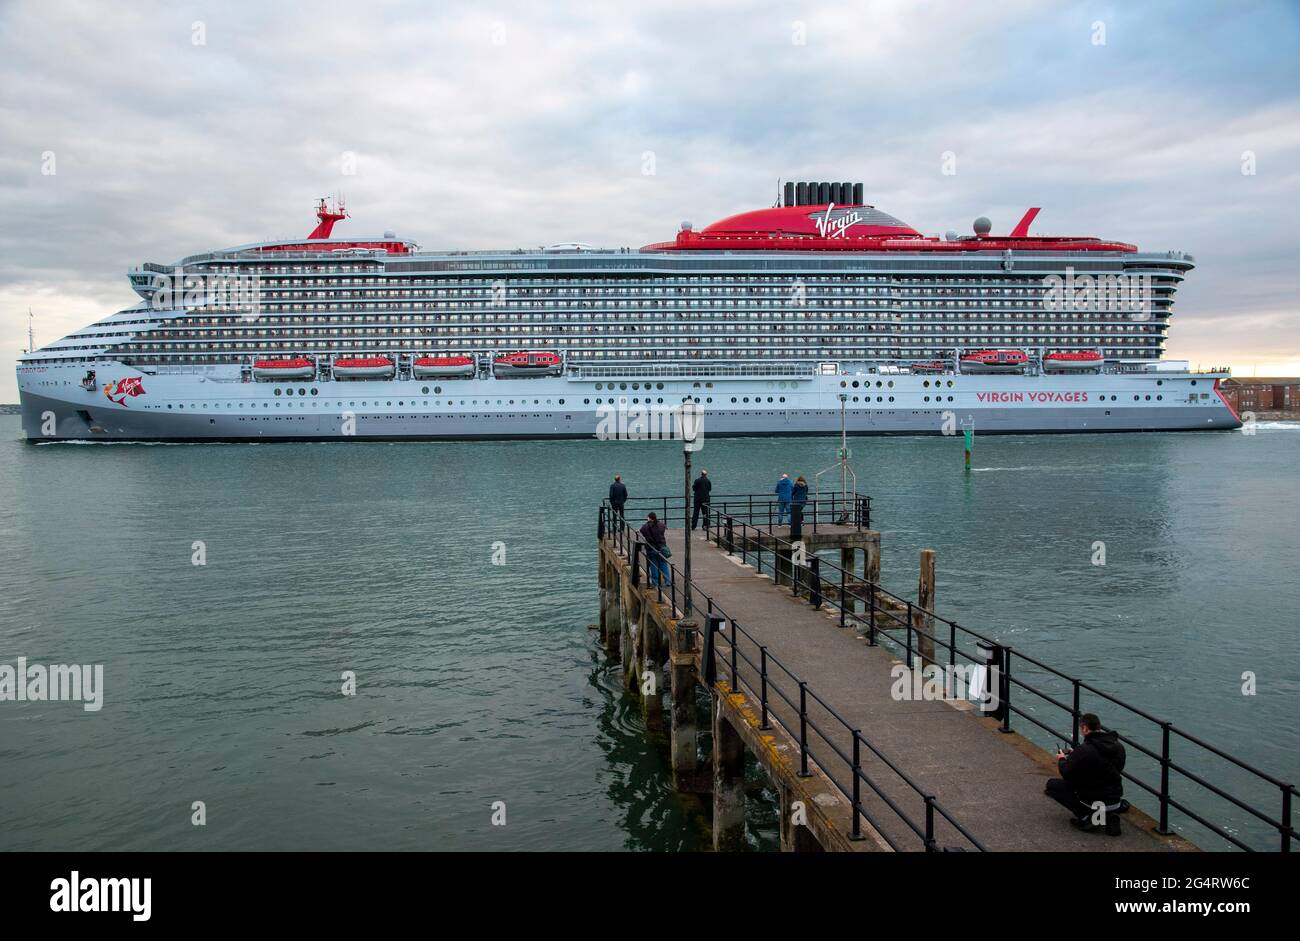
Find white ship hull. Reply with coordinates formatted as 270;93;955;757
18;361;1240;441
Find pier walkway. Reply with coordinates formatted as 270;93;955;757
597;493;1297;853
658;524;1166;852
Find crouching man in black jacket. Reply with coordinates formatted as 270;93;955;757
1045;713;1127;835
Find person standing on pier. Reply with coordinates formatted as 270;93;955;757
1045;713;1127;835
775;473;793;525
691;469;712;531
789;475;809;539
639;512;670;586
609;474;628;521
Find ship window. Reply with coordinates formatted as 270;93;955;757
299;388;306;395
422;387;429;394
274;388;282;395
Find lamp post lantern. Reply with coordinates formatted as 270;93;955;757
679;401;704;614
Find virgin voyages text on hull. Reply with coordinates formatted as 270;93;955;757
17;184;1241;441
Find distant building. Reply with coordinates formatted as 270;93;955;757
1219;378;1300;413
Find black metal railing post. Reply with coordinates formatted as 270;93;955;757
809;556;821;608
1071;680;1081;747
729;618;738;689
797;682;810;777
839;567;847;629
905;601;914;669
999;647;1012;733
631;541;641;587
924;796;937;852
597;506;605;540
850;730;863;840
759;647;770;730
867;583;877;646
1157;721;1172;834
1282;786;1293;853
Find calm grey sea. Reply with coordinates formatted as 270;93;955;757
0;414;1296;851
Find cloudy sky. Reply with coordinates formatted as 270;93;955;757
2;0;1298;400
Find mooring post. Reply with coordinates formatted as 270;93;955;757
712;694;747;851
914;549;936;667
670;620;703;792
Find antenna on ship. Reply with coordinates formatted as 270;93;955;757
27;307;34;353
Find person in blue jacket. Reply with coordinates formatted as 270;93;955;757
790;475;809;538
775;473;793;524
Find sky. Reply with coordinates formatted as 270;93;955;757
1;0;1298;401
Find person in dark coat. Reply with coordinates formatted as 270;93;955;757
1045;713;1127;834
691;469;712;531
789;475;809;539
609;474;627;520
775;473;793;524
638;512;670;586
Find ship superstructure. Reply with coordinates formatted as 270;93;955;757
17;186;1240;441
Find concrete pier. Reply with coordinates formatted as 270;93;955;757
598;506;1197;853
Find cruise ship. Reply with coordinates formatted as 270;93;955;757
17;183;1240;441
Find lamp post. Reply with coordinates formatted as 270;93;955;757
680;400;704;615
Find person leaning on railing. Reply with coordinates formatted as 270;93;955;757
1045;713;1128;836
639;512;671;587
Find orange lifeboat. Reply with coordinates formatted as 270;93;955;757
413;355;476;379
1043;351;1103;372
253;357;315;380
333;356;395;379
959;349;1028;374
492;351;562;377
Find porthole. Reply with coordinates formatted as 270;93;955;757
595;383;603;391
852;381;860;388
923;380;930;388
422;386;429;394
840;381;847;388
298;388;306;395
887;381;894;388
274;388;282;396
888;396;894;402
435;386;442;394
310;388;318;396
657;383;664;390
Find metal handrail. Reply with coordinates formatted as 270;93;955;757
682;500;1297;853
600;504;985;852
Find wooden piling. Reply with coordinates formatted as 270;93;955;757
913;549;936;667
712;693;747;851
670;621;705;792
